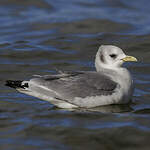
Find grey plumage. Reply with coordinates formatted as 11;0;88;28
29;71;117;100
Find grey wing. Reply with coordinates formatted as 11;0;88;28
28;71;117;100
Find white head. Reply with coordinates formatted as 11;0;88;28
95;45;137;72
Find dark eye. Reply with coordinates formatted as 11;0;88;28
110;54;117;59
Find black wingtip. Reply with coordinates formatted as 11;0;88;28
5;80;24;89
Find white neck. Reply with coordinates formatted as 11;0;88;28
95;52;133;99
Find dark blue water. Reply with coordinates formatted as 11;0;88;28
1;0;150;149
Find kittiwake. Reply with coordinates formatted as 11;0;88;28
5;45;137;108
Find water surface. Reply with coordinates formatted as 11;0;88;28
1;0;150;149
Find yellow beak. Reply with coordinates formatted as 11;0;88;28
122;56;137;62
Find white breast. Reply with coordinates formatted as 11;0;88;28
105;68;133;104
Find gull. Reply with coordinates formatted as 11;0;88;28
5;45;137;108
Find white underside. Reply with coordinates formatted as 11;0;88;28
17;88;78;108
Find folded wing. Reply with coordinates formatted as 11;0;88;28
28;71;117;101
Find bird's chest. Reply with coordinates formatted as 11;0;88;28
115;69;133;98
107;69;133;96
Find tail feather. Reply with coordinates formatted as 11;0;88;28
5;80;28;89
